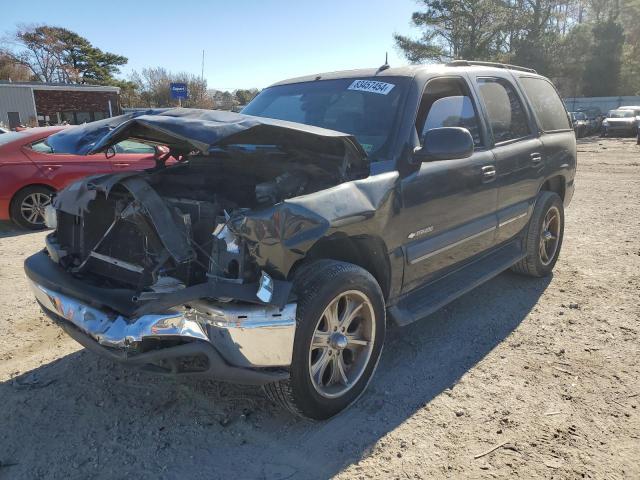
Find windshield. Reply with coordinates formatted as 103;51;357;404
573;113;587;120
608;110;635;118
242;77;409;159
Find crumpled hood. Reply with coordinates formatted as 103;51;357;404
45;108;368;168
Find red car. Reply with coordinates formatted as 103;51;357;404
0;127;157;229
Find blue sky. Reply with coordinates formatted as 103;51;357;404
2;0;420;90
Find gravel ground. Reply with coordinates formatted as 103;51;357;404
0;137;638;479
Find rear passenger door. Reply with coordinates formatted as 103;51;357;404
471;75;543;244
517;75;576;202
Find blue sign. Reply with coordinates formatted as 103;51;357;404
170;82;188;100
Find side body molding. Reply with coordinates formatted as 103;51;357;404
405;214;497;265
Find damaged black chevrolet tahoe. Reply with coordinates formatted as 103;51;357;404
25;61;576;419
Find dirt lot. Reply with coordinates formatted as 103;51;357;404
0;137;638;479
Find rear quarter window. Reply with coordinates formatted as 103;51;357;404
476;78;531;143
519;77;571;132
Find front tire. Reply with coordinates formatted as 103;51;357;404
10;185;54;230
511;191;565;277
264;260;386;419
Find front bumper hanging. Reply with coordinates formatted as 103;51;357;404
27;263;297;385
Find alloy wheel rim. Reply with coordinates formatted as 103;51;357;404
308;290;376;399
539;206;561;266
20;192;51;226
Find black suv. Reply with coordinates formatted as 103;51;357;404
25;61;576;419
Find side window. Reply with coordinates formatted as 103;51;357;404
114;140;155;154
519;77;571;131
476;78;530;143
416;77;483;147
30;139;54;154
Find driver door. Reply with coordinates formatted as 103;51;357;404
398;76;499;293
110;140;157;171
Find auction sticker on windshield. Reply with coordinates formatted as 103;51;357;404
348;80;395;95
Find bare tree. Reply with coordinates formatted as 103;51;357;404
0;53;32;81
1;24;61;82
125;67;215;109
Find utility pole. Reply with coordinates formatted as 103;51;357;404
201;50;205;83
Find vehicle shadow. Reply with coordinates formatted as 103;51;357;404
0;221;40;239
577;135;637;144
0;271;551;480
576;136;604;144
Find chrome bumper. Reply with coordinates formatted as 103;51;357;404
29;280;297;369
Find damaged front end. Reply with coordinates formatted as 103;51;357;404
25;108;369;382
43;171;294;313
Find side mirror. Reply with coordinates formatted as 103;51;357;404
104;146;116;159
413;127;474;163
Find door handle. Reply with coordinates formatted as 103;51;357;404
530;152;543;164
113;163;131;168
41;164;62;172
481;165;496;181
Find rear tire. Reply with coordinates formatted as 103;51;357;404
511;191;564;277
10;185;54;230
263;260;386;419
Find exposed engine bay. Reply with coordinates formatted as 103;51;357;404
48;152;344;297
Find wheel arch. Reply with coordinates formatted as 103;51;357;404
539;175;566;202
288;234;392;300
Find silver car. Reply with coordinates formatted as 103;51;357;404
602;109;639;137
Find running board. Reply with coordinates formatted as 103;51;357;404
388;241;525;326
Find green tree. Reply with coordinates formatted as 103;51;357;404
553;23;593;97
394;0;639;96
619;0;640;94
234;88;259;105
212;90;237;110
507;0;562;74
394;0;509;62
582;20;624;95
54;28;127;84
1;25;127;85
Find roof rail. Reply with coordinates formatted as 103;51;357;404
446;60;537;74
